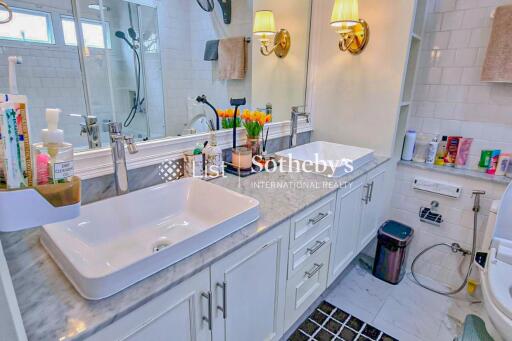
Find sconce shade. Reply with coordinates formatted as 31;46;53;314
331;0;359;32
253;10;277;36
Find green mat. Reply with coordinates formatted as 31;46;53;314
458;315;494;341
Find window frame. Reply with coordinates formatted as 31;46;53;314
0;7;55;45
61;15;112;49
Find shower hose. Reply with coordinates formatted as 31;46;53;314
410;191;484;296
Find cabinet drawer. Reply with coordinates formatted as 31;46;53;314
284;246;329;330
288;226;331;279
290;194;335;250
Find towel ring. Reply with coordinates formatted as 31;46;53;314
0;1;12;24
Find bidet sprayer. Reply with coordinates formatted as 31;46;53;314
472;190;486;213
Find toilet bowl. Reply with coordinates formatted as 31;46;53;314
480;183;512;341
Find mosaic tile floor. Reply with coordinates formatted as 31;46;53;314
288;301;398;341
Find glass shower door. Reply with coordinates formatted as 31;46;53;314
73;0;165;143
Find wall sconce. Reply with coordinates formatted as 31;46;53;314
330;0;369;54
253;10;291;58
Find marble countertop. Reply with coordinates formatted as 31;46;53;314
0;156;388;341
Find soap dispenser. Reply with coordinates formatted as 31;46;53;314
33;109;74;185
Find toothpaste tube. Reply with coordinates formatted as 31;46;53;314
0;99;32;188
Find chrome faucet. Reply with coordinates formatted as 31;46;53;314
80;115;102;149
290;106;310;148
108;122;138;195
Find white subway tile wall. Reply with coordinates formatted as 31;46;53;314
390;0;512;287
409;0;512;170
391;164;507;288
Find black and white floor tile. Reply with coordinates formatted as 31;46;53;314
288;301;398;341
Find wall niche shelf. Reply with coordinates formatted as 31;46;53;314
392;0;428;160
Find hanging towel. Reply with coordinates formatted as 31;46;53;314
481;5;512;83
217;37;247;80
204;40;219;61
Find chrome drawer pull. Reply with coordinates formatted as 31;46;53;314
362;184;370;204
309;212;328;225
305;263;323;279
216;282;227;319
307;240;326;255
368;181;375;202
201;291;212;330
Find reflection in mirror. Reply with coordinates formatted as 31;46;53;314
75;0;166;146
0;0;311;152
0;0;87;147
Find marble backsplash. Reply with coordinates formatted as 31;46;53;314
81;132;311;204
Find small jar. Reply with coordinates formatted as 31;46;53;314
32;142;74;185
231;147;252;170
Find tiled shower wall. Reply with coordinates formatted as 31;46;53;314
408;0;512;170
390;0;512;288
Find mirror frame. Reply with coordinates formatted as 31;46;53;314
74;119;312;179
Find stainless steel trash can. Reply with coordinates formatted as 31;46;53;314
372;220;414;285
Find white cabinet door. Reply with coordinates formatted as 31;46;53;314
328;177;366;285
88;268;211;341
211;221;290;341
357;165;388;253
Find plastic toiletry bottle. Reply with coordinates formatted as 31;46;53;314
455;138;473;168
401;130;416;161
495;153;510;176
478;150;493;172
444;136;462;167
32;109;74;185
413;134;429;163
434;136;448;166
203;131;222;177
426;136;439;164
487;150;501;175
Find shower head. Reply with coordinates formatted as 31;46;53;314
115;30;135;50
128;27;138;41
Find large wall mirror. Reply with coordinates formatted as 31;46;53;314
0;0;311;152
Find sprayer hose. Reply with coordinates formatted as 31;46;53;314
410;209;478;296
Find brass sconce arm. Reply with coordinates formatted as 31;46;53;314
334;20;369;54
258;29;291;58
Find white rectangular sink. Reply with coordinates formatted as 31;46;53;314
276;141;374;177
41;177;259;300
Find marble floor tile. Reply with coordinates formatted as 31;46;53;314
327;264;499;341
325;265;393;323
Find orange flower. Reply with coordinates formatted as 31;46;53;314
217;109;224;118
242;109;251;120
265;114;272;123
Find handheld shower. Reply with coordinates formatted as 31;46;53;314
115;29;144;128
115;31;135;50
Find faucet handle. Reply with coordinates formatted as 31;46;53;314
124;136;138;154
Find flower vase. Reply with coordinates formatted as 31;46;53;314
246;136;261;157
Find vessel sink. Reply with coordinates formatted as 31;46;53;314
41;177;259;300
276;141;374;177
